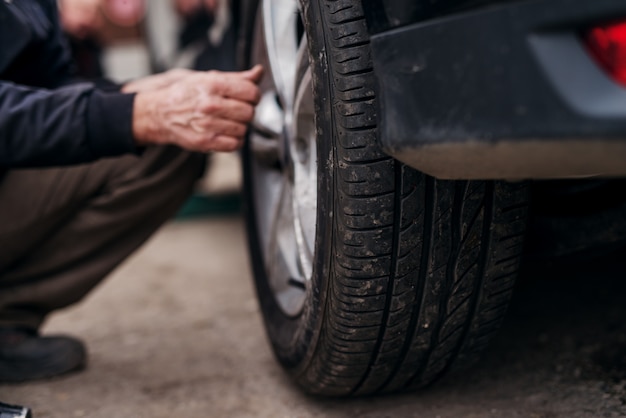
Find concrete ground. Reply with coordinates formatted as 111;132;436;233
2;194;626;417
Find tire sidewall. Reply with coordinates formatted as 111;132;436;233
242;0;334;377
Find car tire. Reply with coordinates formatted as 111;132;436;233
243;0;529;396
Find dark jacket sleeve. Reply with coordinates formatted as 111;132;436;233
0;81;137;168
0;0;139;169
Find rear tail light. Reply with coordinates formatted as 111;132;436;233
584;20;626;87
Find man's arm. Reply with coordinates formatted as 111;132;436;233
0;81;135;167
0;65;262;168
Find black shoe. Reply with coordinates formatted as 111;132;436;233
0;328;87;383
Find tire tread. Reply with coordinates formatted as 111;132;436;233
286;0;529;396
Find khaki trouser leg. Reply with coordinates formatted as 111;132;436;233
0;146;206;329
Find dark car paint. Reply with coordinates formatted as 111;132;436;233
364;0;523;33
369;0;626;179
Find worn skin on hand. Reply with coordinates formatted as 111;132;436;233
132;66;263;153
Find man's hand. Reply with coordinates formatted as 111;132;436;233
121;69;195;94
132;65;263;153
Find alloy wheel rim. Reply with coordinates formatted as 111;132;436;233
249;0;317;317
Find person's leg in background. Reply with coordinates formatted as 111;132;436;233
0;146;205;382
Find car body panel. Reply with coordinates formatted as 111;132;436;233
369;0;626;179
364;0;522;33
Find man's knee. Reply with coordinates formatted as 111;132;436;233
104;146;207;195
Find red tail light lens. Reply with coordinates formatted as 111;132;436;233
585;20;626;87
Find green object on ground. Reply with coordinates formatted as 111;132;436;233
176;193;242;219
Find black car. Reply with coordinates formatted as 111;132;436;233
236;0;626;396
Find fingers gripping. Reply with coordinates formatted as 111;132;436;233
132;66;264;153
199;96;256;123
204;66;264;104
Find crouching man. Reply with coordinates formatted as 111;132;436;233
0;0;261;382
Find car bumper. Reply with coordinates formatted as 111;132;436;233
370;0;626;179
